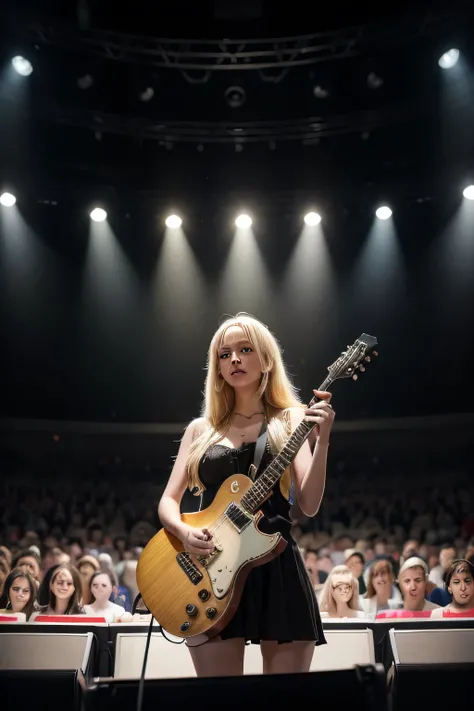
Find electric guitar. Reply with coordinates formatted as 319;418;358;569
137;333;378;646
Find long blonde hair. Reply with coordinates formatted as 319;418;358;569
319;565;361;616
186;313;303;494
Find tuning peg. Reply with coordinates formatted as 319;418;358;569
359;365;365;372
373;351;378;357
364;356;371;362
352;373;358;381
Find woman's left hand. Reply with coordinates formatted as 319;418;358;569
304;389;335;441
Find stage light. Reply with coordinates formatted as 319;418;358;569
139;87;154;102
0;192;16;207
225;86;246;108
438;49;460;69
12;56;33;76
376;206;392;220
90;207;107;222
304;212;321;226
77;74;94;90
235;214;252;229
367;72;384;89
165;214;182;229
463;185;474;201
313;85;329;99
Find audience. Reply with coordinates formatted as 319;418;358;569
0;459;473;622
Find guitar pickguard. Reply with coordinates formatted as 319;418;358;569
205;516;280;599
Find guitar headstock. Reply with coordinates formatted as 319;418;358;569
328;333;378;382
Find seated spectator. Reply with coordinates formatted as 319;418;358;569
11;549;41;586
83;571;131;622
429;544;456;588
0;568;37;620
0;554;10;596
31;563;83;619
361;559;401;614
344;549;367;595
77;555;100;605
304;549;327;589
398;557;439;612
431;559;474;617
319;565;366;618
0;546;13;567
37;564;60;606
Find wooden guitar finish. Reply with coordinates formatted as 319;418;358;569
137;333;378;645
137;473;286;646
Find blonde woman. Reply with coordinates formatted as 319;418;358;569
158;313;335;677
319;565;366;618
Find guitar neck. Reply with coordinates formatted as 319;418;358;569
241;374;334;514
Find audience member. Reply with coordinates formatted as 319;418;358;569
0;568;37;620
319;565;366;618
361;559;401;614
429;545;456;588
398;557;439;612
31;563;83;619
430;559;474;617
83;571;131;622
344;549;367;595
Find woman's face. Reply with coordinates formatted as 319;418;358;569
449;569;474;608
373;567;392;596
50;569;75;603
17;556;40;581
400;567;426;606
79;563;96;583
91;574;112;604
9;576;31;613
346;555;364;579
332;581;353;606
218;326;262;390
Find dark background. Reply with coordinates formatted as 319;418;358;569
1;0;474;425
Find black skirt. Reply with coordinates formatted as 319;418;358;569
190;442;326;646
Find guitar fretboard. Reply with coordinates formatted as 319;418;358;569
241;374;333;513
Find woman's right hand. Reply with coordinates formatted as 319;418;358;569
182;526;215;556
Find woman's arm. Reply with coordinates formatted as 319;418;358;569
158;418;214;556
287;392;334;517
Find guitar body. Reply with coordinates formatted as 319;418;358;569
136;473;287;646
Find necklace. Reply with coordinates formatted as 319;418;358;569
233;411;265;438
233;411;265;419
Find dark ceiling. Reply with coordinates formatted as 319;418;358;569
1;1;473;425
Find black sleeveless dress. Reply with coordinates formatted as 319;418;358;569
194;441;326;646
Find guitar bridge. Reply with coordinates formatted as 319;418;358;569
176;552;203;585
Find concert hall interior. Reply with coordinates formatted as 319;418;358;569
1;1;474;710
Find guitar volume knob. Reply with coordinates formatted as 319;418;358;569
180;621;191;632
198;589;210;602
206;607;217;619
186;604;198;616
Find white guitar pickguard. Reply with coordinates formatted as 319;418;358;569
206;518;280;599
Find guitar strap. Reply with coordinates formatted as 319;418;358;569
250;420;268;481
